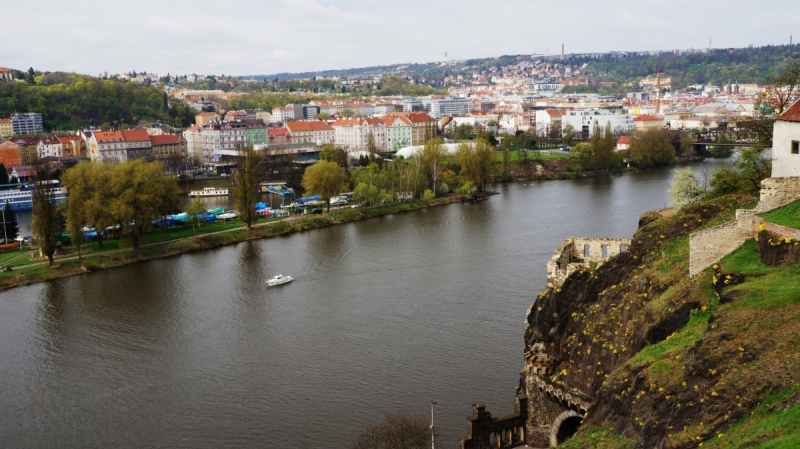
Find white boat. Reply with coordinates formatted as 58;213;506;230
266;274;293;287
330;196;347;205
189;187;229;197
217;212;238;220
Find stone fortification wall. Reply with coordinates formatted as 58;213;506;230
689;176;800;277
546;238;631;288
757;177;800;212
765;222;800;241
689;211;758;277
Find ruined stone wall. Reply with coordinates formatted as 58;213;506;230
757;177;800;213
546;238;631;288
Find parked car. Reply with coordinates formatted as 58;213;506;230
311;207;323;214
220;173;230;178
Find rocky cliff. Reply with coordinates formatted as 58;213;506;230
507;192;800;448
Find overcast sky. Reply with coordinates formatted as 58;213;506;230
2;0;798;76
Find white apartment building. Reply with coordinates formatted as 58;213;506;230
271;106;295;124
561;109;634;137
37;137;62;159
332;118;387;151
183;125;206;161
88;131;127;163
421;98;470;118
535;110;566;137
200;121;248;159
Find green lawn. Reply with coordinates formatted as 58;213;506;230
719;239;769;274
0;248;28;265
760;199;800;229
700;385;800;449
492;150;574;163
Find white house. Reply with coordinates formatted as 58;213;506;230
772;100;800;178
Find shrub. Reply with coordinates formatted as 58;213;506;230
668;167;704;209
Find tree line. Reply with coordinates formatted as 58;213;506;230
0;73;176;131
300;138;499;211
30;159;180;264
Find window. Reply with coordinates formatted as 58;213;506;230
793;141;799;155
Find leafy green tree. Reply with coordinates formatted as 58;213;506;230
0;163;8;185
65;191;84;259
302;160;349;212
562;124;575;146
422;189;435;203
457;138;496;191
110;159;179;250
31;159;64;265
1;202;19;243
709;164;743;196
233;148;262;230
736;145;772;192
186;197;208;229
629;129;676;168
367;131;377;162
668;167;704;209
420;138;446;194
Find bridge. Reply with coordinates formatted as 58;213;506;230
692;121;773;149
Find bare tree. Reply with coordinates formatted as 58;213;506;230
30;158;64;265
349;412;442;449
763;60;800;115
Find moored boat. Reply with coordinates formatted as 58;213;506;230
189;187;229;197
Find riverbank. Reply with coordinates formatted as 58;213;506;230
0;194;470;292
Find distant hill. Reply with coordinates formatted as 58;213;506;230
0;72;195;131
244;45;800;91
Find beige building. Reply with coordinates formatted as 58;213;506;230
195;112;217;126
183;125;205;161
0;119;12;138
633;114;664;131
150;134;187;159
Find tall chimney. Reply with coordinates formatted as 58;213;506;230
656;69;661;115
561;44;564;61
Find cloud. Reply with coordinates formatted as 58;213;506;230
0;0;798;75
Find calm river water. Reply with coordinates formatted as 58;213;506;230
1;161;727;448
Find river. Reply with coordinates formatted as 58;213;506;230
0;161;727;448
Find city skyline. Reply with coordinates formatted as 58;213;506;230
1;0;798;76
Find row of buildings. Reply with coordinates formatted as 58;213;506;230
184;111;436;161
0;113;44;137
0;128;186;170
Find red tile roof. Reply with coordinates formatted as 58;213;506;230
633;114;662;122
150;134;180;145
93;131;124;143
268;128;288;136
617;136;631;144
777;100;800;123
121;129;151;142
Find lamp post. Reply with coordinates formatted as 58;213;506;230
430;401;437;449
